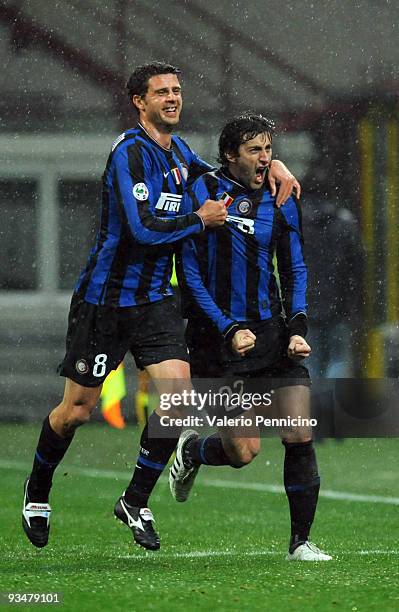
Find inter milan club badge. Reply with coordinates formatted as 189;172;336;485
75;359;89;375
237;199;252;215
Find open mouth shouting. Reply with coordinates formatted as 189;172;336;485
254;165;268;185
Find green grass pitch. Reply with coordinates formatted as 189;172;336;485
0;423;398;611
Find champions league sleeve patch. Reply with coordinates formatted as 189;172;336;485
133;183;149;201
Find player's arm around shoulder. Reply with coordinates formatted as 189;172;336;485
111;141;205;244
268;160;301;207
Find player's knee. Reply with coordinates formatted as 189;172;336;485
236;444;260;466
225;440;259;467
58;399;96;433
70;404;93;427
282;429;312;444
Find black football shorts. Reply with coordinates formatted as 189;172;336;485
58;294;189;387
186;315;310;420
186;314;311;388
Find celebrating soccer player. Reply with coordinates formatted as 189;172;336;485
22;64;300;552
170;114;331;561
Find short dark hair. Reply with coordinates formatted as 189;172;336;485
126;61;181;100
218;113;275;166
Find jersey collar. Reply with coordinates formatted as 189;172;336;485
137;123;174;153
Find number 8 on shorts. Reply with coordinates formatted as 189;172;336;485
93;354;108;377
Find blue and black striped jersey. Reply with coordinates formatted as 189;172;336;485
178;169;307;339
75;124;212;306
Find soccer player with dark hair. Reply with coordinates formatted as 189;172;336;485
22;63;301;552
170;113;331;561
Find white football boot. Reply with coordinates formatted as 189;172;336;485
22;478;51;548
286;541;332;561
169;429;200;502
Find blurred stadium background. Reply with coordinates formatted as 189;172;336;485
0;0;399;422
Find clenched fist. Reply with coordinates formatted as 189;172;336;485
232;329;256;356
196;199;227;227
287;335;311;359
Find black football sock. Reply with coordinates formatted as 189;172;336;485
123;412;181;508
28;416;75;502
282;440;320;553
185;433;234;467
